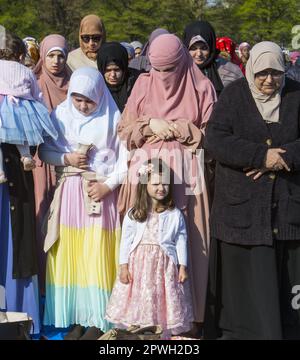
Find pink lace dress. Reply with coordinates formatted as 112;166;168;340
106;213;194;334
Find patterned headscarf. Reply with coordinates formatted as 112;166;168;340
23;37;40;67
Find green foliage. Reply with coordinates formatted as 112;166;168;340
235;0;300;47
0;0;299;49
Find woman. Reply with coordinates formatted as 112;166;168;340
204;42;300;340
118;34;216;336
0;32;40;335
97;42;140;112
120;42;135;62
67;14;106;71
39;67;127;339
33;34;71;295
183;21;242;206
289;51;300;66
287;57;300;83
216;36;245;75
129;28;169;72
130;41;143;58
183;21;243;97
238;42;251;71
23;37;40;69
34;34;71;113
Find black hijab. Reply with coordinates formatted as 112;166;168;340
183;20;224;95
97;42;130;112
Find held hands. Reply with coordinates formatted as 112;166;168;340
147;118;180;144
264;148;290;172
64;152;89;169
245;148;290;181
119;264;132;284
178;265;188;283
87;181;111;202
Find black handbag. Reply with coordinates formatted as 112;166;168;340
0;312;33;340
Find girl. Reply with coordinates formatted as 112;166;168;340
106;159;194;336
0;31;58;183
39;67;127;339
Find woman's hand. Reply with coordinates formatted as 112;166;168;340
245;148;291;180
119;264;132;284
64;152;89;169
87;181;111;202
245;168;268;180
178;265;188;283
264;148;290;172
148;119;181;143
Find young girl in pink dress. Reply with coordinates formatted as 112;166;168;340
106;159;193;336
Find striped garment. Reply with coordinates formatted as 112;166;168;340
43;176;120;331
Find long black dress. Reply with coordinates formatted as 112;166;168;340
204;77;300;340
0;144;40;334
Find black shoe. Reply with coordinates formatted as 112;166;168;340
64;324;85;340
79;327;104;340
217;330;236;340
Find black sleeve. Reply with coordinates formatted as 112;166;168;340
280;140;300;171
204;90;268;169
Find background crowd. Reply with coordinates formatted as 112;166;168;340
1;8;300;341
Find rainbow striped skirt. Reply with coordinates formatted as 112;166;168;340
43;175;120;331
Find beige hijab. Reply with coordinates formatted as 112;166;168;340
246;41;285;123
67;14;106;71
79;14;106;55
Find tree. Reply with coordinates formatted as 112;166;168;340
235;0;300;47
0;0;43;38
1;0;300;49
96;0;162;42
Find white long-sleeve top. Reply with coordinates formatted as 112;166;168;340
38;67;128;190
119;207;188;266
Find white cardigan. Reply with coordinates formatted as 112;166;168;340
119;207;188;266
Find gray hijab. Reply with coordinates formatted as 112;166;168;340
129;28;169;72
246;41;285;123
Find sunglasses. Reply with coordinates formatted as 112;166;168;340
81;35;102;43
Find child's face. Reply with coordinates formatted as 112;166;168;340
71;93;98;116
147;173;169;202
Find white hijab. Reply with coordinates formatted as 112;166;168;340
246;41;285;123
50;67;122;176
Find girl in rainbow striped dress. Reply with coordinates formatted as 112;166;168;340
39;67;127;335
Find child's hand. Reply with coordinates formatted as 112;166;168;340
64;152;88;169
87;181;111;202
178;265;188;283
119;264;132;284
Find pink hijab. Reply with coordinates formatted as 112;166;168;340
126;33;215;126
118;34;216;212
34;34;71;112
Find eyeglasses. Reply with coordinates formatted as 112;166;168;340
80;35;102;43
255;70;284;80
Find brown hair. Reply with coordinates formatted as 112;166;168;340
0;31;26;61
129;158;175;223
